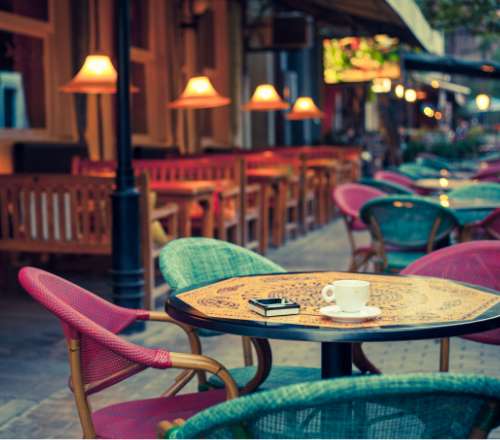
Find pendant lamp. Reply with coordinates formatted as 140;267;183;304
60;54;138;94
286;96;323;120
242;84;289;111
168;76;230;109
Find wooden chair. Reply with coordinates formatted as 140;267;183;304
73;156;262;251
0;174;177;309
245;153;303;245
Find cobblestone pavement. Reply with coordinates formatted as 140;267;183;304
0;220;499;438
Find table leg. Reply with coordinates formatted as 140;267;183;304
201;196;214;238
321;342;352;379
175;201;192;237
260;184;270;253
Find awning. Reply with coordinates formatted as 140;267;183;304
277;0;444;54
402;52;500;79
412;73;471;95
467;98;500;113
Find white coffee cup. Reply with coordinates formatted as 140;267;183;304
321;280;371;312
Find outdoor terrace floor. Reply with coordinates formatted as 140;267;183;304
0;219;499;438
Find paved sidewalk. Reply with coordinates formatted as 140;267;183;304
0;220;499;438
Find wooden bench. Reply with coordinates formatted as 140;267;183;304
72;156;262;252
0;174;178;309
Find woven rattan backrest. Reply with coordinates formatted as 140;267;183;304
159;237;285;292
18;267;147;395
401;241;500;291
360;196;459;249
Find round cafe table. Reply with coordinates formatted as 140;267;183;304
414;178;478;192
165;272;500;379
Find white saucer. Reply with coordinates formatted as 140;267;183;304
319;305;381;323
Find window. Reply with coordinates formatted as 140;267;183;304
131;62;147;134
130;0;148;50
0;0;48;21
0;30;45;128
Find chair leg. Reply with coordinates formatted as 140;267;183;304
439;338;450;372
242;336;253;366
352;343;381;374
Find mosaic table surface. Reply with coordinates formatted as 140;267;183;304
178;272;500;329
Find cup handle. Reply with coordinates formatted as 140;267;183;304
321;285;336;303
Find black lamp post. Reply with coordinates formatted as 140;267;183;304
112;0;144;322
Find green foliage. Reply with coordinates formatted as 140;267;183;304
403;135;483;162
416;0;499;37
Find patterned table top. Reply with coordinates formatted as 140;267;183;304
177;272;500;330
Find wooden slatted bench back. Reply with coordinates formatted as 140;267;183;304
132;157;243;184
73;156;243;185
0;175;114;254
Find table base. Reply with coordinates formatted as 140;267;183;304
321;342;352;378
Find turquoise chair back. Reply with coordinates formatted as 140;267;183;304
416;155;453;171
448;182;500;202
159;238;285;292
358;178;414;195
168;373;500;439
398;163;440;179
360;196;459;249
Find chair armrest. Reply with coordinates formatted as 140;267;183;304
169;352;238;399
152;203;179;221
245;183;260;195
218;186;240;199
142;311;203;356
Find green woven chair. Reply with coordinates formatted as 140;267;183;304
359;196;460;272
358;178;414;195
164;373;500;439
398;163;441;180
159;237;322;392
416;155;453;171
448;182;500;203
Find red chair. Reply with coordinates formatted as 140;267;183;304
374;170;415;191
401;241;500;372
18;267;238;439
333;183;385;272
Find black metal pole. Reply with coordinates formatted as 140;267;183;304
112;0;144;320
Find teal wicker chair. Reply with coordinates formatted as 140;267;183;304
359;196;460;272
164;373;500;439
160;238;378;392
448;182;500;203
159;238;320;392
398;163;441;179
416;155;453;171
358;178;414;195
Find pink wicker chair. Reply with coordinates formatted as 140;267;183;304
480;208;500;239
374;170;415;191
465;208;500;241
18;267;238;439
473;163;500;183
401;241;500;372
333;183;385;272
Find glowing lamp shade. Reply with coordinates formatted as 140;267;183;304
60;54;135;94
286;97;323;120
404;88;417;103
423;106;434;118
394;84;405;98
242;84;289;111
371;78;391;93
475;93;491;111
168;76;230;109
